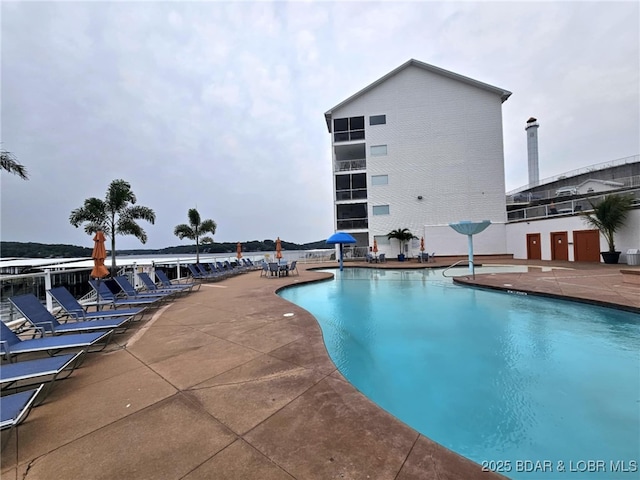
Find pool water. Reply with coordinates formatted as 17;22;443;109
279;268;640;479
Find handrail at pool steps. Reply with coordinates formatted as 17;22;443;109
442;259;473;279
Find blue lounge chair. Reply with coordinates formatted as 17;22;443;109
137;272;190;295
206;263;231;278
0;321;113;362
155;270;200;292
47;286;146;322
113;276;173;301
1;351;84;406
9;294;132;335
187;264;219;281
1;384;44;451
89;279;161;308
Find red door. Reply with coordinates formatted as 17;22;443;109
573;230;600;262
551;232;569;261
526;233;541;260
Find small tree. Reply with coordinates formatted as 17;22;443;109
581;194;634;253
387;228;418;255
174;208;217;263
70;179;156;275
1;150;28;179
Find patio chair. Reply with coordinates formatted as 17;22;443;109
287;260;299;276
47;286;146;322
1;384;44;451
378;253;386;263
137;272;189;296
155;270;200;292
0;321;113;362
1;351;85;406
89;279;161;309
10;294;132;336
260;261;269;277
113;276;174;301
268;262;281;277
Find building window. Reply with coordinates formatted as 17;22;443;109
369;114;386;125
333;116;365;142
374;235;390;245
335;173;367;201
372;205;390;215
370;145;387;156
336;203;368;230
371;175;388;186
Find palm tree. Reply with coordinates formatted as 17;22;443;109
174;208;217;263
1;150;28;179
581;193;634;257
387;228;418;256
69;179;156;275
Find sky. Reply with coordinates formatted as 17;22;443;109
1;1;638;250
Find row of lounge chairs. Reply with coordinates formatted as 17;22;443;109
186;259;259;281
0;269;199;449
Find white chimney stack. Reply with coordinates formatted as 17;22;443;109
525;117;540;186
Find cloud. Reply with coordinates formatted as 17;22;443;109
1;1;637;249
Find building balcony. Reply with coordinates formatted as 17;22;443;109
337;218;369;230
336;189;367;201
335;159;366;172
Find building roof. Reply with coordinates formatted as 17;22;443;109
324;58;512;132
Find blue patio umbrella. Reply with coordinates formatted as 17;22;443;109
448;220;491;277
326;232;357;271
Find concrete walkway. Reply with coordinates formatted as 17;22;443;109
2;260;638;479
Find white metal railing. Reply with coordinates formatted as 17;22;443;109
506;174;640;204
335;159;366;172
507;187;640;222
507;154;639;195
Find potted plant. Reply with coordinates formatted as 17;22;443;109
387;228;418;262
580;193;634;264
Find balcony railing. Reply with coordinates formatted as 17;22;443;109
337;218;368;230
336;188;367;201
507;188;640;222
335;159;366;172
334;130;365;142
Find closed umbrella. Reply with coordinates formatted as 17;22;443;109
236;242;243;261
275;237;282;261
91;230;110;309
372;238;378;261
420;236;425;262
91;231;109;279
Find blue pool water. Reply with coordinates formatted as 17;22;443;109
279;268;640;480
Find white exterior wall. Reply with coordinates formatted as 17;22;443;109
331;65;508;258
505;209;640;263
422;223;507;258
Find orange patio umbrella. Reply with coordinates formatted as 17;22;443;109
236;242;243;260
91;230;110;279
91;230;109;310
275;237;282;260
420;236;425;263
372;238;378;254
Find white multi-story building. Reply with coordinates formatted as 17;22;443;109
325;59;512;259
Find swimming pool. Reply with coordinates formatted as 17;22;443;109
279;267;640;479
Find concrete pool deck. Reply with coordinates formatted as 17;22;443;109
2;259;638;479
